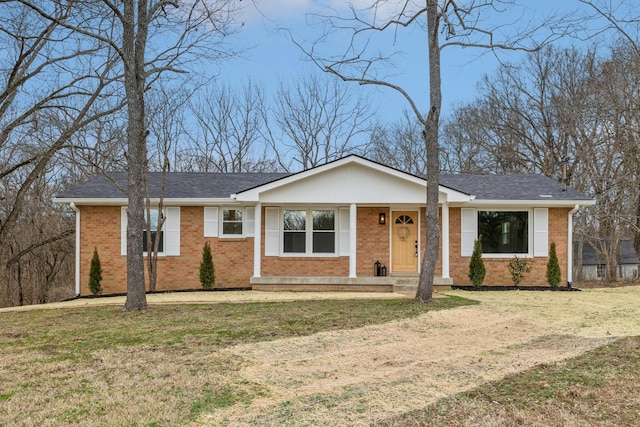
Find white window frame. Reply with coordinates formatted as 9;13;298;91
476;208;533;259
220;208;245;238
280;207;339;257
121;206;180;257
204;206;255;239
143;208;165;255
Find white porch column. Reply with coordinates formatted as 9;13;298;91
253;203;262;278
349;203;357;278
441;203;450;278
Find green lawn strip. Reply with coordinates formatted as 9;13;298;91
188;380;268;422
0;296;476;360
377;336;640;426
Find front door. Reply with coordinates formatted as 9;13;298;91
392;211;418;273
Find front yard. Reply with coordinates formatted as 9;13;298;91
2;287;640;425
0;297;470;426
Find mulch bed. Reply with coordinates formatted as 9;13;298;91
452;285;581;291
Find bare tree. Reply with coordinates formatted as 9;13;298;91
187;81;274;172
118;0;238;311
585;41;640;281
579;0;640;261
441;46;602;179
16;0;239;311
441;42;640;282
299;1;575;301
265;73;374;172
0;1;122;306
368;111;427;175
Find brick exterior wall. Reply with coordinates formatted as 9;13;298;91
78;206;253;296
418;207;443;276
77;204;572;295
261;207;350;277
79;206;126;295
356;207;390;276
448;207;571;287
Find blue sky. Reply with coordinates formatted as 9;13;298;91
213;0;591;124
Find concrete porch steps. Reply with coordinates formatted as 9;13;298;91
250;276;452;293
391;276;453;294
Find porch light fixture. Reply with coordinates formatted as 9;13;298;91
379;212;386;225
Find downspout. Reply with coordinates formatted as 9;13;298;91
567;204;580;288
70;203;81;297
253;203;262;278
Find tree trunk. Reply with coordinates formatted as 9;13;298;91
416;0;441;303
123;0;149;312
635;198;640;259
575;239;584;282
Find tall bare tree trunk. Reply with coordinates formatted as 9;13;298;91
575;239;584;282
635;201;640;258
123;0;149;311
416;0;441;303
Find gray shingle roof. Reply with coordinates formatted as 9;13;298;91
576;239;639;265
57;167;591;202
439;173;592;201
56;171;291;199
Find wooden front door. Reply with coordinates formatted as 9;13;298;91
392;211;418;273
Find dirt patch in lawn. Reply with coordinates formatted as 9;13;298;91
197;286;640;426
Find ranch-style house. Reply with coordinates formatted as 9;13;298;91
54;155;595;296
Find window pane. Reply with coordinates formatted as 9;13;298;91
222;222;243;235
313;210;335;230
313;232;335;253
478;211;528;254
395;215;414;225
147;209;160;231
284;210;306;230
284;232;306;253
223;209;242;221
143;230;164;252
221;209;243;235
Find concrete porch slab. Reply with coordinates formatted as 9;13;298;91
250;276;453;293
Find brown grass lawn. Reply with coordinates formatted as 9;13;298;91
2;287;640;426
376;336;640;426
0;297;471;426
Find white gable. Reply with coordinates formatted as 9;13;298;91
234;156;471;204
261;163;425;204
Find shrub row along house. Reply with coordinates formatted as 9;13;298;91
54;156;594;296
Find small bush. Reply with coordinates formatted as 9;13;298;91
546;242;562;288
508;255;531;287
468;237;486;288
88;247;103;295
199;242;215;290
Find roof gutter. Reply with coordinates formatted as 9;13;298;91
70;203;81;297
465;199;596;207
567;204;580;287
53;197;240;206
